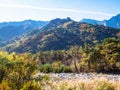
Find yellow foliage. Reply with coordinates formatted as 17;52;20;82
0;80;11;90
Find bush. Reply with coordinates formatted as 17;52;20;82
39;63;52;73
62;65;72;73
52;61;71;73
0;80;11;90
20;80;42;90
39;62;72;73
41;75;50;81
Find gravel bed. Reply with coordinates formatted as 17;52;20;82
35;73;120;82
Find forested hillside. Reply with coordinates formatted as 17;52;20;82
1;18;120;53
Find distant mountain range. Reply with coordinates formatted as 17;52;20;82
80;14;120;28
0;14;120;53
1;17;120;53
0;20;47;41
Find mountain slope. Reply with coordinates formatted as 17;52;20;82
80;19;100;25
0;20;47;41
106;14;120;28
80;14;120;28
0;18;73;47
1;18;120;53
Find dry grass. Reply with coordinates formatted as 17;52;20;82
40;74;120;90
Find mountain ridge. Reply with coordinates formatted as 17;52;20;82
0;20;48;41
80;14;120;28
1;18;120;53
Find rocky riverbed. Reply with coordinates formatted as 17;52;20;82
35;73;120;82
34;73;120;90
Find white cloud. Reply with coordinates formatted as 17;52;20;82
0;3;113;17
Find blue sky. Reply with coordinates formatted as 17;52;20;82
0;0;120;22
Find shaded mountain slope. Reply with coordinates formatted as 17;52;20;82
0;20;47;41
